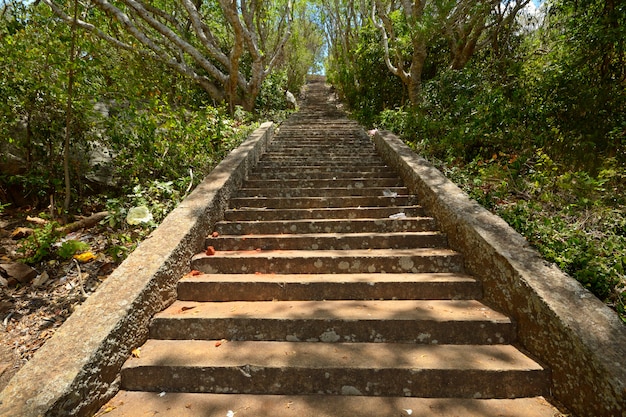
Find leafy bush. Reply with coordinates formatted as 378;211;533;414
58;240;90;260
256;70;290;113
19;222;61;264
327;23;405;123
105;99;255;190
442;151;626;323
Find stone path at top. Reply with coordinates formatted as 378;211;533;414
98;77;565;416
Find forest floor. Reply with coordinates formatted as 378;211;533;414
0;208;121;392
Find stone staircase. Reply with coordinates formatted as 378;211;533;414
101;78;564;416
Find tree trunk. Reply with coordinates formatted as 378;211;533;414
63;0;80;216
407;44;427;105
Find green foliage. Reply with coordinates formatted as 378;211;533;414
126;180;179;225
433;149;626;323
18;225;91;263
0;1;106;207
498;201;626;319
328;23;405;122
256;70;290;113
105;232;134;263
282;1;325;92
523;0;626;168
105;99;254;184
18;222;61;264
58;240;90;260
367;1;626;321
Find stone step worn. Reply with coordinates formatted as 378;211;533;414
213;217;437;235
223;205;426;221
191;248;464;274
229;195;416;209
251;170;400;179
234;186;409;198
242;178;404;189
252;165;397;175
176;272;483;301
101;392;565;417
121;340;548;398
207;231;447;251
150;299;515;344
100;76;564;416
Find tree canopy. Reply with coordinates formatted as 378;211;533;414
41;0;296;111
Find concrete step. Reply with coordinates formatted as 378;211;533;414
223;205;426;221
266;148;374;155
235;186;409;198
276;132;364;138
191;248;464;274
242;178;403;189
176;272;483;301
254;161;390;169
260;153;383;159
101;78;562;417
207;231;447;251
266;145;375;152
120;340;549;398
229;196;417;209
250;170;399;180
213;217;437;235
101;392;565;417
251;165;395;175
150;299;515;344
259;157;384;165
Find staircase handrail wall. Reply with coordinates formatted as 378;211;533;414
0;122;275;417
372;129;626;417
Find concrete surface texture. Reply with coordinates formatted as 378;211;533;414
98;78;567;417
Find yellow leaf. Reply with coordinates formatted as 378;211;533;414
131;348;141;358
73;252;96;263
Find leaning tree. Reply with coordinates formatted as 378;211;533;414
370;0;530;104
42;0;294;112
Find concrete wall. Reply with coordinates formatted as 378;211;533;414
0;122;275;417
372;130;626;417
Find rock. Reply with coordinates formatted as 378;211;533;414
31;271;50;288
286;91;297;109
0;263;37;286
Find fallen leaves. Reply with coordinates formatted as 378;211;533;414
11;227;33;239
0;226;120;370
205;246;216;256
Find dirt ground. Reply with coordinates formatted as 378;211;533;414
0;209;119;392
